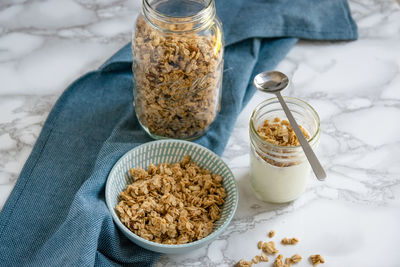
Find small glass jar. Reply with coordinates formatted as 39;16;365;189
132;0;224;140
249;97;321;203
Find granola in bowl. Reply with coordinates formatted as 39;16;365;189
115;155;226;245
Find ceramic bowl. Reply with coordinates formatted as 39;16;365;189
105;140;238;254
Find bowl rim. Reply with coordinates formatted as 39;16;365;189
105;139;239;249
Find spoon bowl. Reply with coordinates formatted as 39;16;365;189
254;71;289;93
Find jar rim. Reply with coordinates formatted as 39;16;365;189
144;0;213;19
142;0;215;33
249;96;321;150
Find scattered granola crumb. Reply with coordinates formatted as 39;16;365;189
262;241;279;254
252;255;261;264
268;230;276;238
285;254;302;265
115;155;226;245
281;237;299;245
235;259;253;267
238;232;325;267
260;253;269;262
309;254;325;266
273;254;289;267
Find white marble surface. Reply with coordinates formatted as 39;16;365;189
1;0;400;266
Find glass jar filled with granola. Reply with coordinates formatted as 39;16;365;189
132;0;224;140
249;97;321;203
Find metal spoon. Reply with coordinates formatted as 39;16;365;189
253;71;327;181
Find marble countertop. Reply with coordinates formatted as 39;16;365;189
1;0;400;266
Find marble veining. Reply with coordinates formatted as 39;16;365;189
1;0;400;266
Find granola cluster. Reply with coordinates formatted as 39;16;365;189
115;155;226;244
261;241;279;254
273;254;285;267
236;254;269;267
310;254;325;266
274;254;302;267
236;229;325;267
286;254;302;265
268;230;276;238
132;16;223;139
281;237;299;245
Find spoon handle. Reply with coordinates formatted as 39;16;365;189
275;92;327;181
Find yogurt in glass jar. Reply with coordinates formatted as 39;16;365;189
249;97;321;203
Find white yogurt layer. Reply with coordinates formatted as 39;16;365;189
250;149;311;203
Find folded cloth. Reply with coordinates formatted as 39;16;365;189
0;0;357;266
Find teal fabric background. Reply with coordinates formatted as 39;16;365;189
0;0;357;266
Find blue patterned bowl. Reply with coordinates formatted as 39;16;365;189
105;140;238;254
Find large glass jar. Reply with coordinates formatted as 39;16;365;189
132;0;224;140
249;97;321;203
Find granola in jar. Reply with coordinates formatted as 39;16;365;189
132;0;224;139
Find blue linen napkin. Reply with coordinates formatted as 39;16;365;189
0;0;357;266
